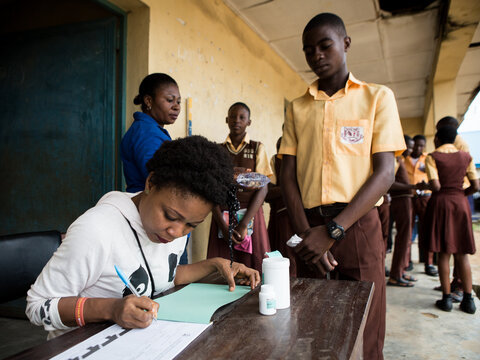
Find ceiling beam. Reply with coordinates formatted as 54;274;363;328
423;0;480;134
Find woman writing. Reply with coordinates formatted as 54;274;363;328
27;136;260;338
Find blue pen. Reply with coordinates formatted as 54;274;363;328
115;265;141;296
114;265;157;321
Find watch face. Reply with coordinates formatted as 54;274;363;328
332;228;342;238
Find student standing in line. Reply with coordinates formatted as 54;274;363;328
279;13;405;360
27;136;260;339
404;135;438;276
434;116;471;302
425;126;478;313
207;102;273;272
121;73;181;193
388;135;427;287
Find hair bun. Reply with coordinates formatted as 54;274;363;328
133;94;142;105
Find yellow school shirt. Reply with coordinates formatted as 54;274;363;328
454;134;471;188
454;134;469;152
224;134;273;178
404;153;429;186
279;73;405;209
425;144;477;181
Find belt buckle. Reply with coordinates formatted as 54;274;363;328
318;205;330;217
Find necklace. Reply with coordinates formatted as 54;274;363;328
123;216;156;299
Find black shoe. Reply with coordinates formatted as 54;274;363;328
425;265;438;276
460;297;476;314
385;267;390;277
435;297;452;312
405;261;413;271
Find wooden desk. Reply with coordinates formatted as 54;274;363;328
6;278;373;360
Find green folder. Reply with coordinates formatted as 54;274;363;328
154;283;251;324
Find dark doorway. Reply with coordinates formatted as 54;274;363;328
0;0;125;234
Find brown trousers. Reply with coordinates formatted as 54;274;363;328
390;197;413;279
377;199;390;252
412;195;433;264
295;208;386;360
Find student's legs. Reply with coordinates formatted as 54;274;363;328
389;197;412;280
455;253;476;313
302;208;385;360
331;209;385;360
438;252;451;294
454;254;472;293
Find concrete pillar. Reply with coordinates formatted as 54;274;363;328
433;79;458;123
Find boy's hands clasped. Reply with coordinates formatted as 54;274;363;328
295;225;338;276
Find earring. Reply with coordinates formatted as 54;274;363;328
146;105;152;111
144;188;149;195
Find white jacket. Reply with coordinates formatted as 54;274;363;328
26;191;186;338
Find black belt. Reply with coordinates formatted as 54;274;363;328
305;203;348;218
413;193;431;198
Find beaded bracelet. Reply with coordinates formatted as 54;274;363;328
75;297;88;327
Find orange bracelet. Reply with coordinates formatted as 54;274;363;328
75;297;88;327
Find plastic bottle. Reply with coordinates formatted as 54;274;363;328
262;257;290;309
259;284;276;315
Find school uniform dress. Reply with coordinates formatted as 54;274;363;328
389;158;413;279
207;134;272;272
265;155;296;276
425;144;478;254
404;153;432;264
279;73;405;360
120;112;172;192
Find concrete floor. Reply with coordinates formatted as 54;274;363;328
1;226;480;360
384;225;480;360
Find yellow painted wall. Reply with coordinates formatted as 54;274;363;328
141;0;307;158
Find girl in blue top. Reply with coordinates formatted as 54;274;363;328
121;73;181;192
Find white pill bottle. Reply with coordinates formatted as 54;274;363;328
262;257;290;309
259;284;276;315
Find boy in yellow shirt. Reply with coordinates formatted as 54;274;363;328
279;13;405;360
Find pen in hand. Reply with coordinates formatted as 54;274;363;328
114;265;158;321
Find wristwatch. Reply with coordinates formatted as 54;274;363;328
326;220;345;241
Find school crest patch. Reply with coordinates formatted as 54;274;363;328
340;126;364;144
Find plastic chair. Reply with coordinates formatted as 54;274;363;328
0;230;61;317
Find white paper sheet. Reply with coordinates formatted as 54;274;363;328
50;320;211;360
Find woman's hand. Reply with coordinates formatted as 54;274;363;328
214;258;260;291
110;296;159;329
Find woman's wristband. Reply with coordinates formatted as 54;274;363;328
75;297;88;327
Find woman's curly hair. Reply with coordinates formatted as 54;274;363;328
146;136;234;206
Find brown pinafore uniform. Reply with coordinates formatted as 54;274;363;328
425;151;476;254
389;160;413;279
207;140;270;272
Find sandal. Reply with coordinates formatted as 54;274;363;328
387;278;414;287
403;274;418;282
